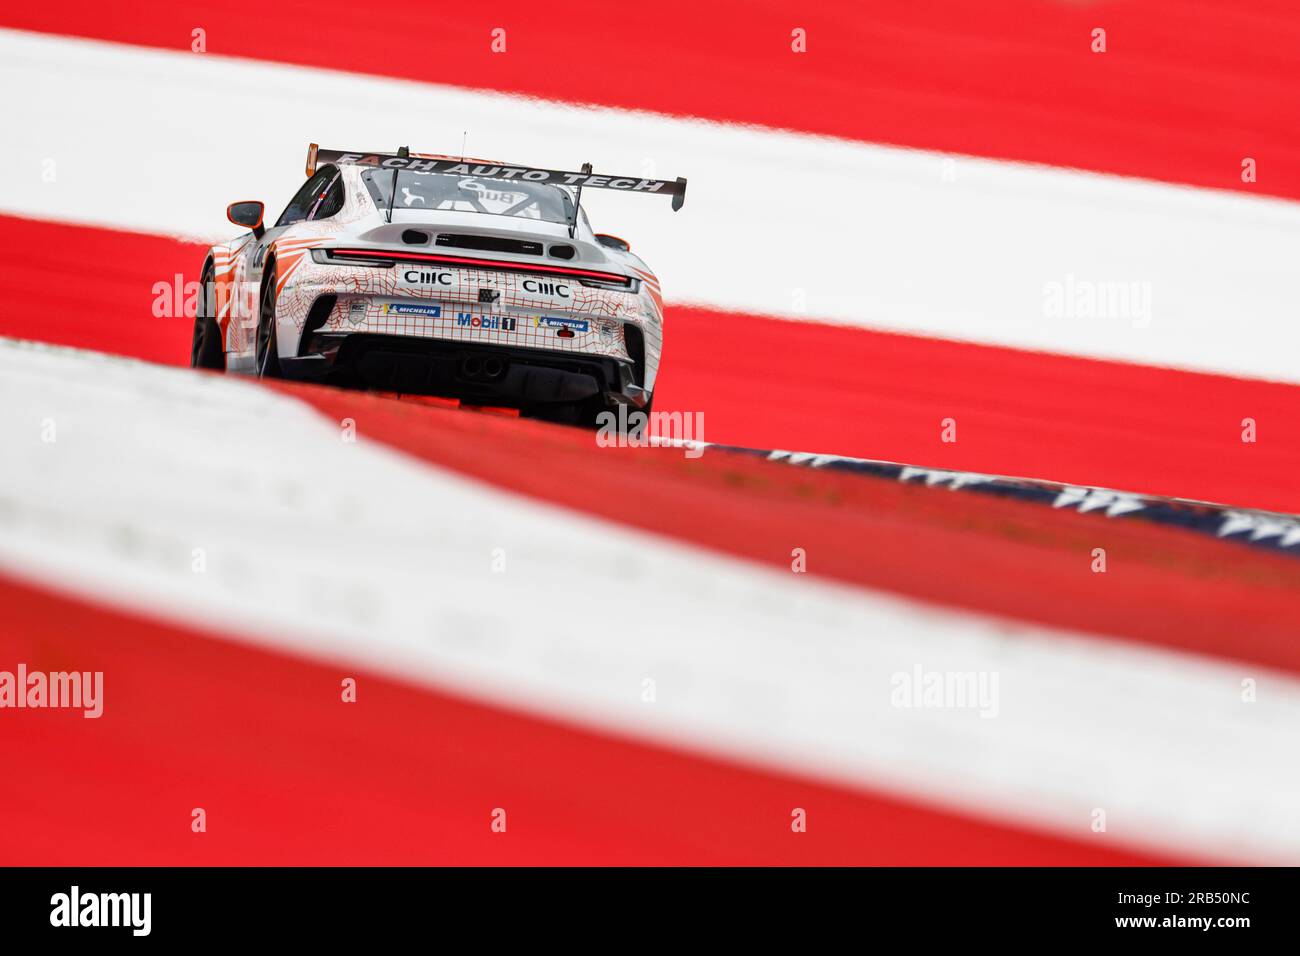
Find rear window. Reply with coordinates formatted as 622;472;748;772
362;169;575;225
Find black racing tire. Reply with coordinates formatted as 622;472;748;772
255;263;283;379
557;395;652;434
190;262;224;370
531;400;594;427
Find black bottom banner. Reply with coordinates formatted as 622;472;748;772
0;866;1289;943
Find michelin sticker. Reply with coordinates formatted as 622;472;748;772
384;303;442;318
537;316;589;332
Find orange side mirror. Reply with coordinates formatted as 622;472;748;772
227;201;265;238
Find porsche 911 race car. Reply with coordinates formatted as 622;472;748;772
191;145;686;425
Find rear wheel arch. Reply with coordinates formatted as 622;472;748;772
190;255;224;369
259;251;279;302
255;254;283;378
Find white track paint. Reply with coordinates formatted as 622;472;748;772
1;30;1299;382
1;338;1297;863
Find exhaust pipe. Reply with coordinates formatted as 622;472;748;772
458;354;508;381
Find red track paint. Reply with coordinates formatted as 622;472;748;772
0;572;1176;865
3;215;1297;513
462;404;521;417
655;306;1300;515
0;215;194;364
281;383;1300;676
374;391;460;409
4;1;1300;201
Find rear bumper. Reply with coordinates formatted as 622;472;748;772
280;334;648;409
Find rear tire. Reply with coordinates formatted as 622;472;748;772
190;262;224;370
549;396;652;433
256;265;282;378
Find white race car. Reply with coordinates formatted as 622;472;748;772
192;145;685;425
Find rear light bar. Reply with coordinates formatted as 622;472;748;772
322;248;633;287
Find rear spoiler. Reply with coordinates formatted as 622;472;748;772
306;144;687;211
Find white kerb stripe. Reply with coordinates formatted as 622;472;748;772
0;30;1299;382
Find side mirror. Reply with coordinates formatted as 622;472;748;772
227;201;265;238
595;233;630;253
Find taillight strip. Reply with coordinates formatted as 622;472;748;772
326;248;632;286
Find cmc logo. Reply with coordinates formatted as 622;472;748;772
403;269;453;286
522;278;571;298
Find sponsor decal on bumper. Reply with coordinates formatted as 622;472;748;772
397;268;455;289
537;316;590;332
456;312;517;331
383;302;443;318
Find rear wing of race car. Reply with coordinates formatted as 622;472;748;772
306;144;687;227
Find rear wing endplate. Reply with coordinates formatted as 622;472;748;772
306;144;686;211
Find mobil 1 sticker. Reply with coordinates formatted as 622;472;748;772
455;312;517;332
398;266;456;289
